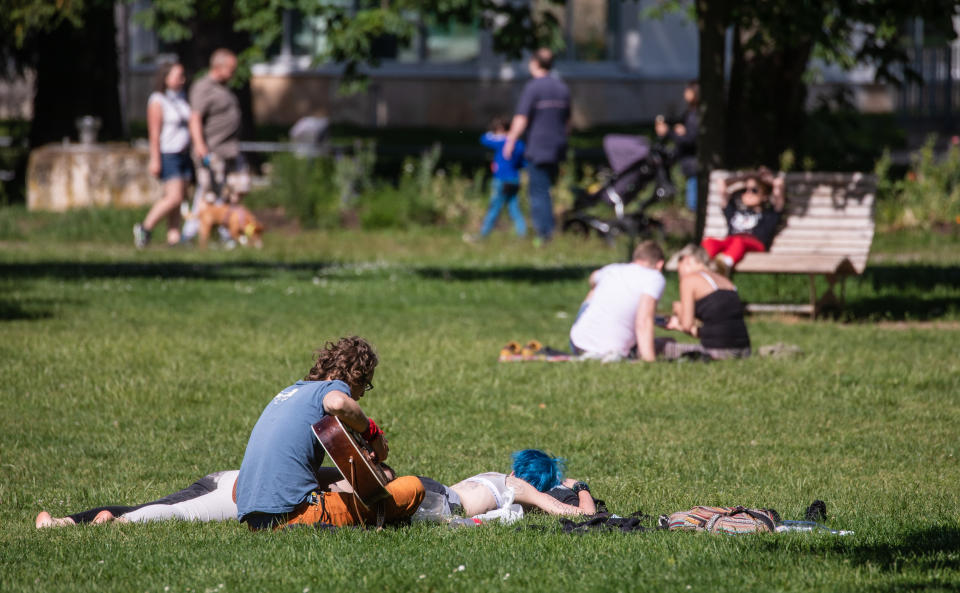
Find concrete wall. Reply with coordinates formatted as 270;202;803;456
27;143;161;211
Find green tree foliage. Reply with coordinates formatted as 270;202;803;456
1;0;124;146
140;0;565;88
664;0;960;238
722;0;959;169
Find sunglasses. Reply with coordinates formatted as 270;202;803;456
743;186;763;194
365;381;374;392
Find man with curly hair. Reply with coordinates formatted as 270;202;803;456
236;336;424;529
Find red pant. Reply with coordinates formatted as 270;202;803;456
701;234;766;265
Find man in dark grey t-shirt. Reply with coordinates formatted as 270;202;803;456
504;48;570;242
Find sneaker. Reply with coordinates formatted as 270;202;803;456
498;341;523;361
804;500;827;522
133;223;151;249
713;255;731;277
462;233;480;244
521;340;544;357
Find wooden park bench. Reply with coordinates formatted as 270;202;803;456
669;170;877;317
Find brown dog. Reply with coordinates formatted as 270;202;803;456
196;204;264;248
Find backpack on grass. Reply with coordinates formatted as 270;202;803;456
666;506;781;534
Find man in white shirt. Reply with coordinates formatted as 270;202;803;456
569;241;666;362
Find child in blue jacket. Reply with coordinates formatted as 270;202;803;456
476;117;526;239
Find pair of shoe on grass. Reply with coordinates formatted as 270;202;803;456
499;340;570;361
500;340;545;360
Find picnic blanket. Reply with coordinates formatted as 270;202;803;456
497;340;641;363
498;340;579;362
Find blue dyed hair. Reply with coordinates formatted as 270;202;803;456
510;449;566;492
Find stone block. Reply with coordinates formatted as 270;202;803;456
27;143;162;211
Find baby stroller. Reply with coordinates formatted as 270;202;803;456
562;134;676;245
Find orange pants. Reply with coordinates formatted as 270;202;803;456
282;476;424;528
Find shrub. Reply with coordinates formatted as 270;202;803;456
875;135;960;229
251;142;378;229
251;154;338;228
358;144;488;230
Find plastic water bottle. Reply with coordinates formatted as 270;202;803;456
411;491;452;524
776;520;853;535
449;517;484;528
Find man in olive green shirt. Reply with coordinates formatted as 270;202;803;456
182;48;250;244
189;48;250;204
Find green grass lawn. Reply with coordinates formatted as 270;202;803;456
1;210;959;592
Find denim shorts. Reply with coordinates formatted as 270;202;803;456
160;152;194;181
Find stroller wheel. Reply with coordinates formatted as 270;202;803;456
562;218;592;237
635;218;666;243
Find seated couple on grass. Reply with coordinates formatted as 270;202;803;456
37;337;595;529
569;240;751;361
36;450;597;528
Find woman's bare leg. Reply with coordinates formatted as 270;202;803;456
90;510;115;525
35;511;76;528
143;178;186;240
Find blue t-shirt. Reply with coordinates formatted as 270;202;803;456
481;133;525;183
514;75;570;165
236;380;351;519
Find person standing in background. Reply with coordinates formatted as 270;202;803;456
656;81;699;211
182;48;250;243
134;61;192;248
504;48;570;245
467;116;527;241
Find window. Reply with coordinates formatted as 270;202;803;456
285;7;480;64
537;0;619;62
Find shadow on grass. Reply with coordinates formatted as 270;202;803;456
759;525;960;575
740;263;960;321
849;525;960;573
0;297;55;321
0;260;339;282
865;265;960;291
841;296;960;321
415;265;593;284
840;264;960;321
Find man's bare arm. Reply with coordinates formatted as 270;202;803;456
189;112;208;159
503;114;528;159
634;294;658;362
322;390;388;460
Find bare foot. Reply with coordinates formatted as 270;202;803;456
35;511;76;529
91;510;115;525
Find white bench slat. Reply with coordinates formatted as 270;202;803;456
735;254;860;274
768;228;874;240
779;217;875;230
771;237;873;249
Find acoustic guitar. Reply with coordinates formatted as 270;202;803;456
311;415;391;510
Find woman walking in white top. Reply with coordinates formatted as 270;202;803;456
134;61;193;248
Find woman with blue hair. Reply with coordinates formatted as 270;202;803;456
432;449;596;519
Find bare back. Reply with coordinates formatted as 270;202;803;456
450;473;587;517
682;269;735;302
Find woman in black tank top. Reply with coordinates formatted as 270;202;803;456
663;244;751;360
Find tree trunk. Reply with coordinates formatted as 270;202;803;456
694;0;729;242
29;0;123;147
724;24;814;169
170;2;254;141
